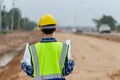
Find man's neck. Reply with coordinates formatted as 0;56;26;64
43;34;54;38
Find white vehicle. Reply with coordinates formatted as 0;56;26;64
99;24;111;33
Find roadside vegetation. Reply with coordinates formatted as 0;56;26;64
0;6;37;33
93;15;120;32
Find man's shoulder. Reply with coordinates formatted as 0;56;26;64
29;42;40;46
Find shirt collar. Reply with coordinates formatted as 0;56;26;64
40;38;57;42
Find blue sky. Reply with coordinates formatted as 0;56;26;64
2;0;120;27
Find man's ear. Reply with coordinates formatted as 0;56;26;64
40;30;45;36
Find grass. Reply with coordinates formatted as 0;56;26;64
0;30;13;34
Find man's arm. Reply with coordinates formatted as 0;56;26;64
62;57;74;76
62;40;74;76
21;43;34;77
22;62;33;77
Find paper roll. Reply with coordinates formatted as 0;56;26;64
66;40;72;58
23;43;31;65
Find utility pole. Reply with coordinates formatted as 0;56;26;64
11;0;15;31
24;18;26;29
0;0;2;31
74;2;83;27
18;14;20;29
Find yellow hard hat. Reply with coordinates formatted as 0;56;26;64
38;14;57;30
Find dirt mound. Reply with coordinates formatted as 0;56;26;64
0;30;41;80
0;49;33;80
107;70;120;80
0;30;41;56
80;32;120;43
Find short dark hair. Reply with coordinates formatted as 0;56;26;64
41;28;56;34
41;24;56;34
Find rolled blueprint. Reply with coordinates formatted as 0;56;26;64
66;40;72;58
23;43;31;65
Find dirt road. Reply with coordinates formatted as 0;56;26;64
56;33;120;80
0;32;120;80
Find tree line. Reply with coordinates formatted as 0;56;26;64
1;7;37;31
93;15;120;32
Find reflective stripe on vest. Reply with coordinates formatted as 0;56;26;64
31;45;42;80
31;43;67;80
59;43;67;70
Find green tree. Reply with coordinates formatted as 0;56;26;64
2;9;7;30
1;6;36;31
8;8;21;30
92;19;101;31
20;18;36;30
93;15;117;31
116;25;120;32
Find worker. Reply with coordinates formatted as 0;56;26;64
21;14;74;80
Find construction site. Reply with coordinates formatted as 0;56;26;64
0;0;120;80
0;30;120;80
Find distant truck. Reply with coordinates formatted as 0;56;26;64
98;24;111;33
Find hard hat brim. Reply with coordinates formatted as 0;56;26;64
41;26;56;29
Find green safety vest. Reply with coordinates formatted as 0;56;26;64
29;42;68;80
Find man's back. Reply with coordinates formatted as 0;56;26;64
29;42;68;79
